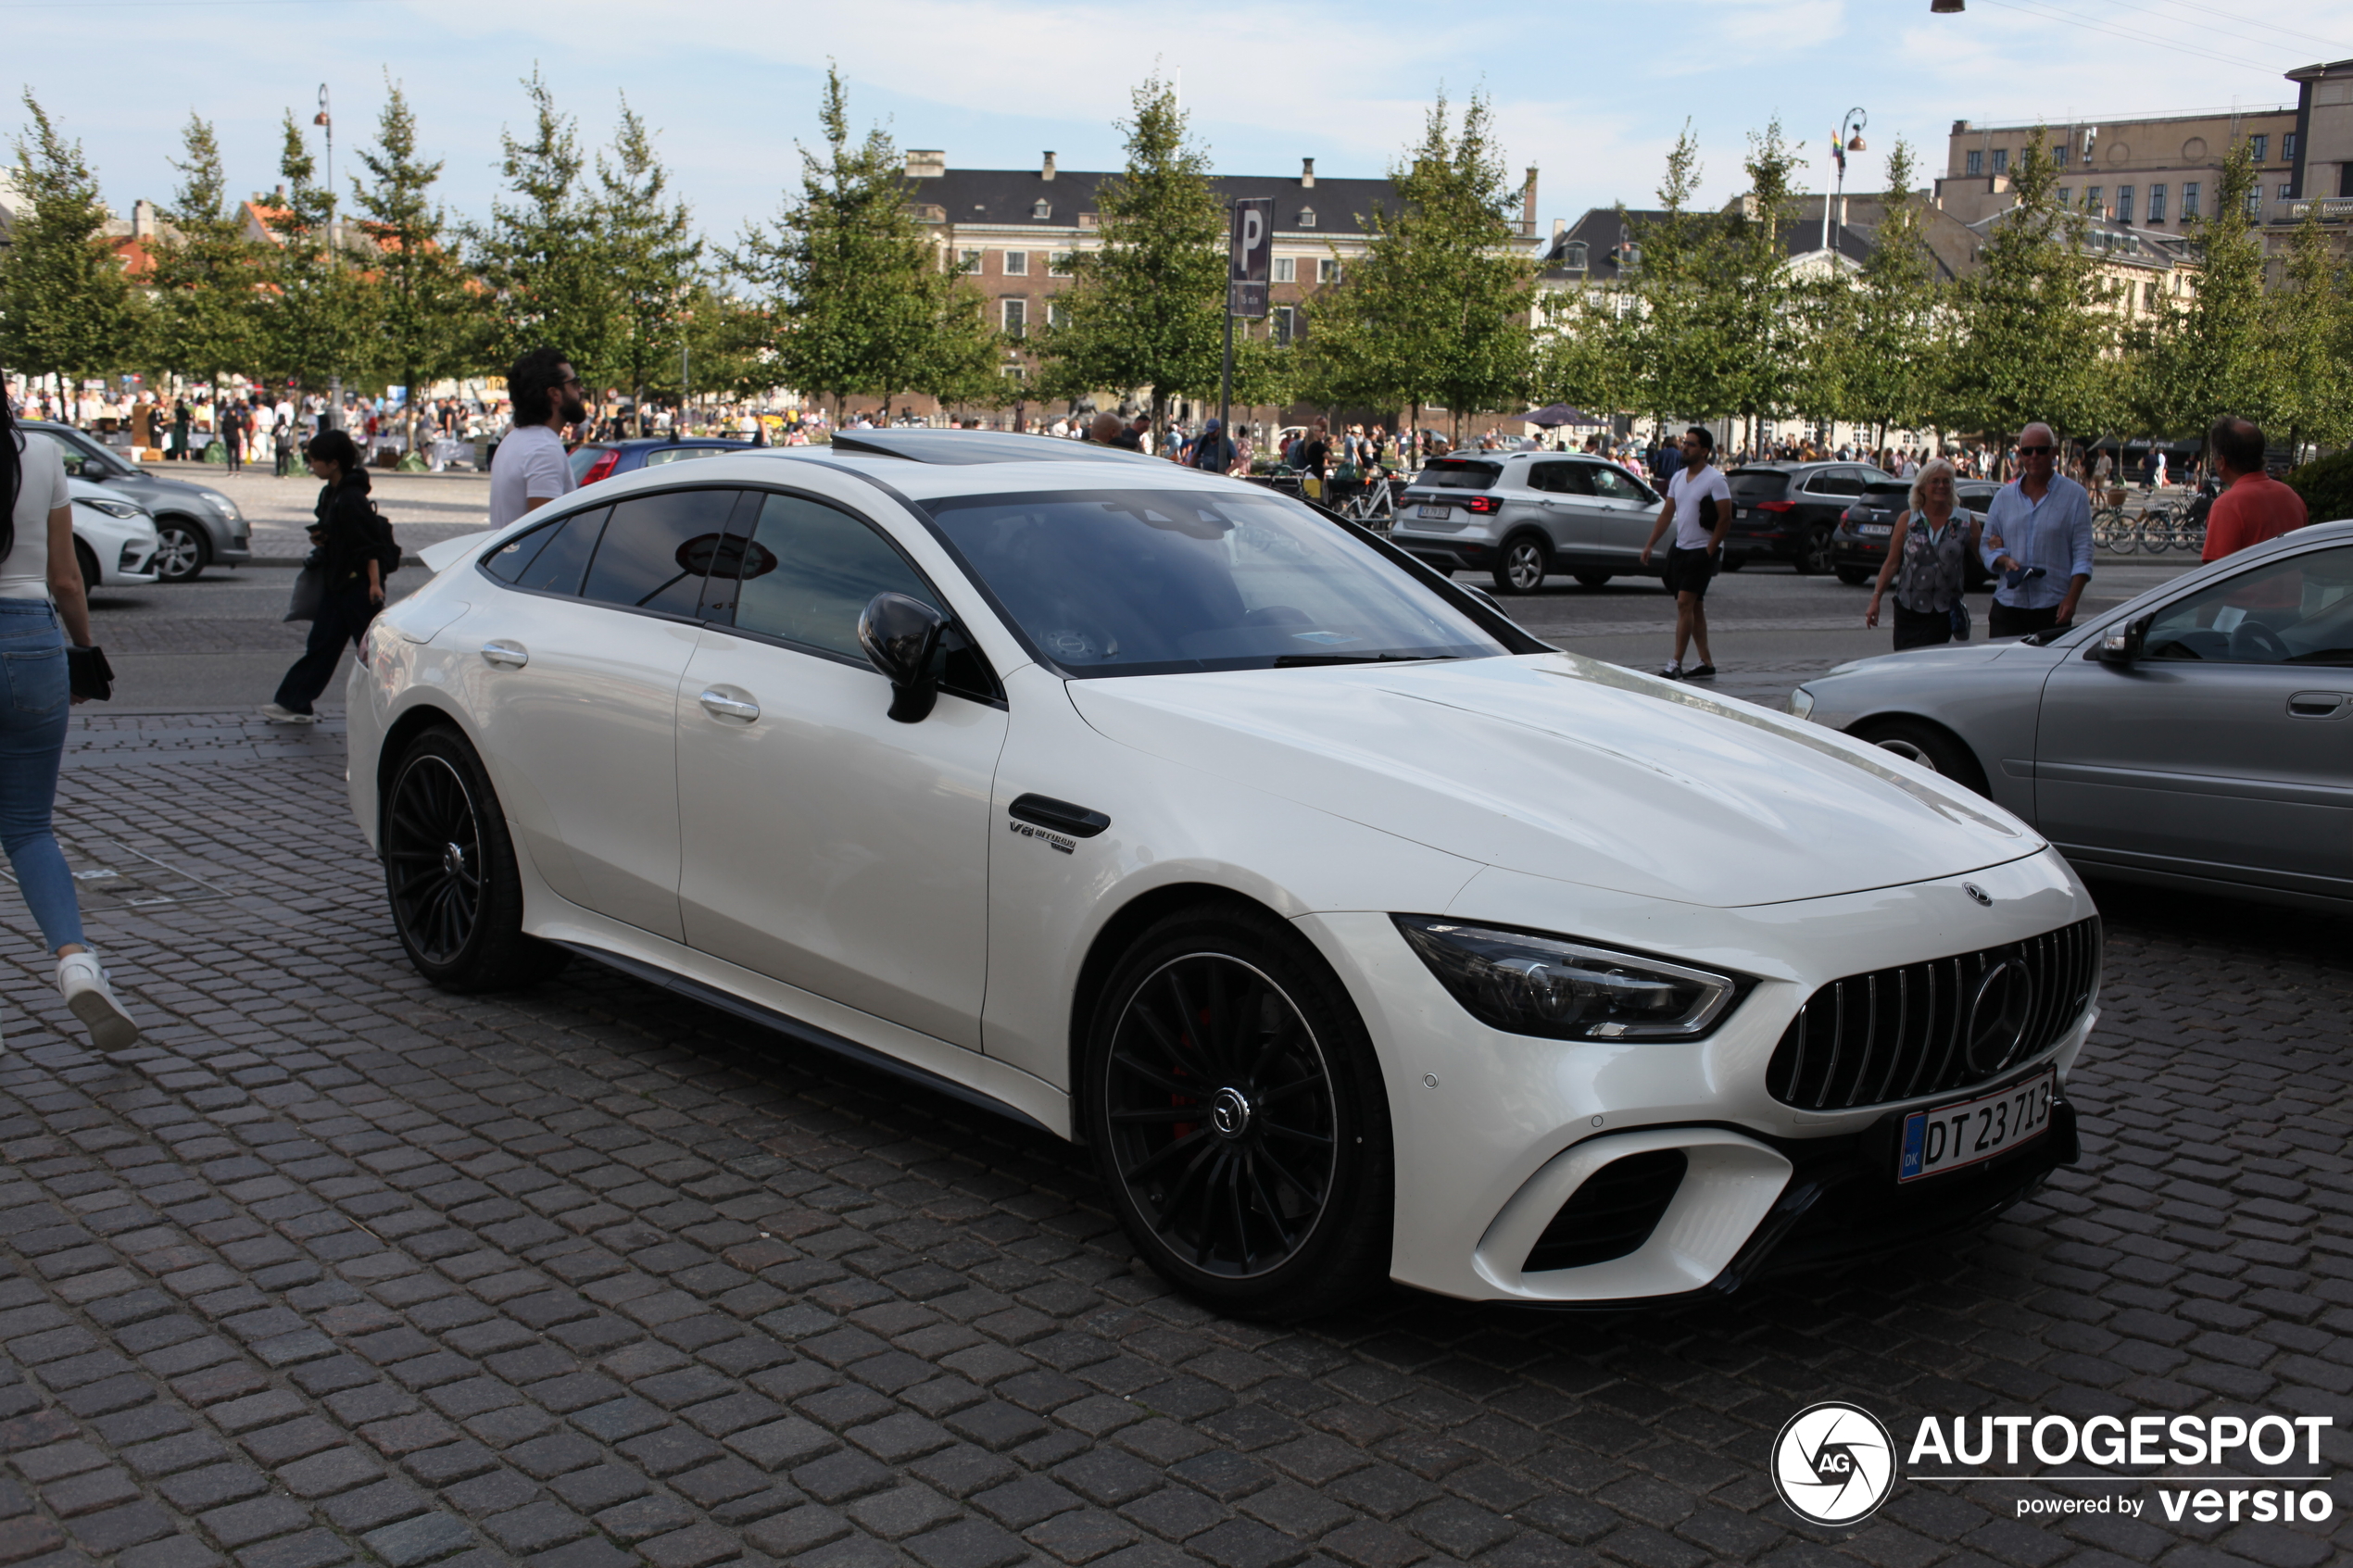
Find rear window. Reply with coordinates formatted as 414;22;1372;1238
1862;482;1910;500
1413;460;1501;491
1727;470;1791;500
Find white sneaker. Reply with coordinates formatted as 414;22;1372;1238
57;952;140;1053
1660;660;1683;679
258;703;315;724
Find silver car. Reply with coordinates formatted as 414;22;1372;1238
24;420;253;582
1792;518;2353;910
1391;451;1663;595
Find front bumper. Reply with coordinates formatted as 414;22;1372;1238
1295;847;2096;1304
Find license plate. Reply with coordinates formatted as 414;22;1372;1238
1736;508;1751;521
1858;523;1891;536
1417;505;1450;519
1897;1070;2054;1182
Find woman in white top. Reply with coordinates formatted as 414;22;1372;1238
0;401;140;1051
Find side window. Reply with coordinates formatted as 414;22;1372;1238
485;506;610;595
1591;467;1652;504
2144;546;2353;666
582;489;742;617
729;492;934;660
1809;472;1862;497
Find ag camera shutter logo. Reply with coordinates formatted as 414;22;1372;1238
1773;1402;1897;1526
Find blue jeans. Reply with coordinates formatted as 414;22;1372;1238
0;600;85;951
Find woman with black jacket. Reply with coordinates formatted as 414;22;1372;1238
261;430;387;723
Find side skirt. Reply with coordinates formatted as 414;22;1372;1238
552;940;1059;1138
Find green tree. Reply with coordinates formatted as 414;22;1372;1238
597;99;703;432
0;94;137;397
2269;211;2352;458
1033;75;1225;433
1713;118;1810;447
2138;139;2277;445
352;81;475;453
1839;137;1944;445
730;67;999;422
1621;126;1730;430
1300;92;1535;445
145;112;258;392
1940;129;2117;447
254;112;368;402
471;72;615;385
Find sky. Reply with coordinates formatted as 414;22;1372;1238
6;0;2350;248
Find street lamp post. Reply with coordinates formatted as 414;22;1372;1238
314;84;340;431
1821;107;1869;257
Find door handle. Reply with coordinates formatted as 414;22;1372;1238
698;688;761;722
2286;691;2346;719
480;640;528;669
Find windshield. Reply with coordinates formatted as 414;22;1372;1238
921;487;1508;678
1412;460;1502;491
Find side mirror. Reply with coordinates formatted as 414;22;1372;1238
2094;613;2149;666
858;591;950;723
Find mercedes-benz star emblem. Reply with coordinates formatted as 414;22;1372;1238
1962;883;1992;906
1209;1087;1252;1140
1964;959;2033;1076
1771;1401;1896;1526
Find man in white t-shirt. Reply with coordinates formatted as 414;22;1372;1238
1638;427;1734;680
489;348;588;531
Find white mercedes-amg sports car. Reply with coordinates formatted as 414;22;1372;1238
347;432;2100;1318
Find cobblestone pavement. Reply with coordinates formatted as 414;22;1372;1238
0;713;2346;1568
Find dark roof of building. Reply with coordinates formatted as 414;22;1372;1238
1538;205;1950;282
911;167;1404;236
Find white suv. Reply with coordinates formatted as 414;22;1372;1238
1392;452;1663;595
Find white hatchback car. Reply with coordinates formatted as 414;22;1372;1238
348;436;2101;1318
67;477;162;586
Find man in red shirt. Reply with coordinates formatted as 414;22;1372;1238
2201;417;2307;561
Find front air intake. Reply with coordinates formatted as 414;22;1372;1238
1524;1148;1688;1273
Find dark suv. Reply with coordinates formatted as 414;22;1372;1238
1830;479;1998;587
1722;462;1892;575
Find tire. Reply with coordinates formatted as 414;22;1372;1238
1834;566;1870;585
153;518;208;583
382;726;570;992
1572;571;1612;589
1717;553;1745;572
1850;717;1990;797
1490;533;1553;596
1794;522;1834;575
1083;902;1393;1320
73;539;101;590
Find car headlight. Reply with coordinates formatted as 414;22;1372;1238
1392;917;1746;1041
80;498;144;521
1789;685;1815;720
197;491;242;519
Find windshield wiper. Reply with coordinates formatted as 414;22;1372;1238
1271;653;1462;668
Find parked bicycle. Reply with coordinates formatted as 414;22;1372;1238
2093;504;2138;555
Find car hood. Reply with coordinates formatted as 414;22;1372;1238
1067;652;2039;909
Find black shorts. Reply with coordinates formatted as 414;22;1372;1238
1665;545;1716;598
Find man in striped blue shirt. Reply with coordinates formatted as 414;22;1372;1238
1981;422;2094;639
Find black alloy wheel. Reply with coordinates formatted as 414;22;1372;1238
1796;522;1835;575
1491;533;1552;596
383;728;569;991
1088;906;1391;1318
154;518;208;583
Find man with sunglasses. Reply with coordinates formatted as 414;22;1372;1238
1981;421;2093;639
490;347;589;532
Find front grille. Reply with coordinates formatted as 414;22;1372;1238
1766;918;2101;1111
1525;1149;1688;1273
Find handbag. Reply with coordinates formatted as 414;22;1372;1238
67;645;113;702
1949;600;1971;642
283;558;325;623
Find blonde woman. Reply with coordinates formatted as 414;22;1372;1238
1866;458;1981;651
